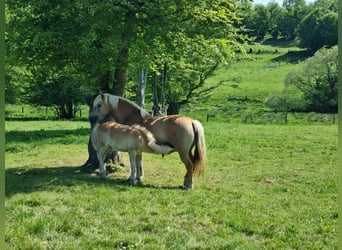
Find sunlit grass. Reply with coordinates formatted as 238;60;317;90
5;121;337;249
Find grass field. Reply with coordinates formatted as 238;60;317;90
5;120;337;249
5;40;338;249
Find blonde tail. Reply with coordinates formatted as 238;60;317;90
192;120;207;176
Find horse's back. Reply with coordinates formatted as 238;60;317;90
144;115;195;149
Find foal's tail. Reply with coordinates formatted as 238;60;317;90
191;120;207;176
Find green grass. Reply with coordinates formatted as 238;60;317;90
5;120;337;249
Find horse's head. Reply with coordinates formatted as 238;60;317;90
90;93;118;123
90;93;150;125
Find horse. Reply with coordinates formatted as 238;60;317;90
91;93;207;189
91;120;175;186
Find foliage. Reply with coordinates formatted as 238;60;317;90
299;7;338;52
267;2;286;39
265;87;305;123
241;0;337;52
25;69;91;119
244;4;270;39
5;121;337;249
5;65;28;104
284;46;338;113
6;0;246;116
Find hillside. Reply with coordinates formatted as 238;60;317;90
182;39;335;124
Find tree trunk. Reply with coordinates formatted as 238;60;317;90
167;100;180;115
160;63;167;113
111;10;136;96
112;47;129;96
81;94;99;171
152;72;162;116
100;70;113;93
137;68;147;108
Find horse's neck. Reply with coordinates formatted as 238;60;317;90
124;113;147;126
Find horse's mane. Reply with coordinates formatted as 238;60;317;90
117;96;151;119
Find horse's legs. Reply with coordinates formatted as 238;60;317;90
135;153;143;186
128;151;137;186
179;152;194;189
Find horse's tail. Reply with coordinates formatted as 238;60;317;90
133;125;175;155
191;120;207;176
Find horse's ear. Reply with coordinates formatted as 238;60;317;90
101;93;105;101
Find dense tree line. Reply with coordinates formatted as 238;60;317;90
6;0;246;118
243;0;337;50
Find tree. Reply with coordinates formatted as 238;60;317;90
284;46;338;113
25;68;89;119
120;0;246;114
267;2;286;39
275;0;308;39
299;8;337;51
265;88;305;123
7;0;246;114
6;0;97;118
243;4;270;39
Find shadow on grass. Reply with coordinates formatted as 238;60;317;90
5;128;90;144
271;49;313;63
5;165;182;197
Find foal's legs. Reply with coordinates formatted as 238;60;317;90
135;153;143;185
128;151;137;186
96;149;107;179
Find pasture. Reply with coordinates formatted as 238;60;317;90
5;120;337;249
5;40;338;249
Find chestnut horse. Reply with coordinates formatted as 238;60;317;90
91;93;207;189
91;121;174;186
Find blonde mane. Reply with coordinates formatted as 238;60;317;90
107;94;120;110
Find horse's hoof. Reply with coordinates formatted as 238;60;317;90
182;184;194;190
129;179;136;186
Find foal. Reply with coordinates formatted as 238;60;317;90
91;121;175;185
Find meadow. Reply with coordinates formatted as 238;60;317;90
5;121;337;249
5;40;338;249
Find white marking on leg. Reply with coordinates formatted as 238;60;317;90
136;153;143;185
97;150;106;178
128;151;137;186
